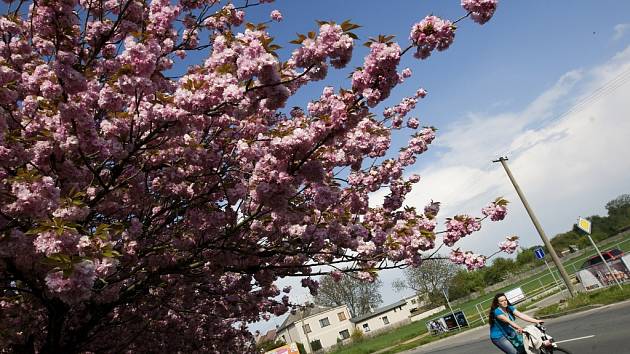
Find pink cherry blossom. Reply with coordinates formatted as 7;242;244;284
482;197;509;221
444;215;482;246
410;15;456;59
499;236;519;254
407;117;420;129
270;9;283;22
352;42;401;106
462;0;498;25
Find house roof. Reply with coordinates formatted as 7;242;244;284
277;304;342;332
349;299;407;323
255;329;277;344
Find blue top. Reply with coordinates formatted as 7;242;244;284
490;305;517;339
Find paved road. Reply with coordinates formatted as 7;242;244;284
403;300;630;354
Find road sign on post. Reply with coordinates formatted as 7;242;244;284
535;247;560;288
577;216;623;289
577;217;592;234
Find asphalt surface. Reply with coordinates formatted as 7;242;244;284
403;300;630;354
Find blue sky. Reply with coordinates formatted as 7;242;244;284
245;0;630;333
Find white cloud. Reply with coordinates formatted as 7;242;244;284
404;45;630;256
613;23;630;41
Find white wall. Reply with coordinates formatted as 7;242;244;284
354;304;410;334
278;305;354;353
409;305;446;322
299;306;353;352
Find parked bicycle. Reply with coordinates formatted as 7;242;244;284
522;323;571;354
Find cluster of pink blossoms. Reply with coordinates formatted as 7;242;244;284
398;127;437;166
450;249;487;270
201;3;245;30
352;42;402;106
291;23;354;73
499;236;520;254
482;197;509;221
409;15;456;59
270;10;283;22
45;260;97;304
443;215;482;246
462;0;499;25
5;176;60;219
383;92;426;130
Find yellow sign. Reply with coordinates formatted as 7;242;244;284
577;217;591;234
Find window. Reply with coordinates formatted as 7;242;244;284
362;323;370;332
382;316;390;325
319;317;330;328
310;339;322;351
337;311;347;321
303;324;311;334
339;329;350;340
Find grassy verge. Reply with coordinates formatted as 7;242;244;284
378;322;486;354
327;321;429;354
535;283;630;317
328;323;478;354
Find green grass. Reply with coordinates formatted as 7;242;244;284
535;283;630;317
327;322;483;354
378;332;453;354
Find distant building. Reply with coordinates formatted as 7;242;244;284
255;328;277;345
275;304;353;353
351;295;426;334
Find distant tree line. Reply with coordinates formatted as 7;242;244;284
445;193;630;301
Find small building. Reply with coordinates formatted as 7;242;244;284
276;304;353;353
350;295;423;335
255;328;277;345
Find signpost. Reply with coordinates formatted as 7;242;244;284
504;287;526;304
534;247;561;288
577;217;623;290
441;288;461;331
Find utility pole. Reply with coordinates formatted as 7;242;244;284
299;302;313;353
493;156;576;297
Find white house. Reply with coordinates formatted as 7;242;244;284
276;304;354;353
350;294;423;335
272;295;442;352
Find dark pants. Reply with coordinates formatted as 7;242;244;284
491;336;525;354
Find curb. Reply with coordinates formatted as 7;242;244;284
371;333;430;354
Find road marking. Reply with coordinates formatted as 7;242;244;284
555;335;595;344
